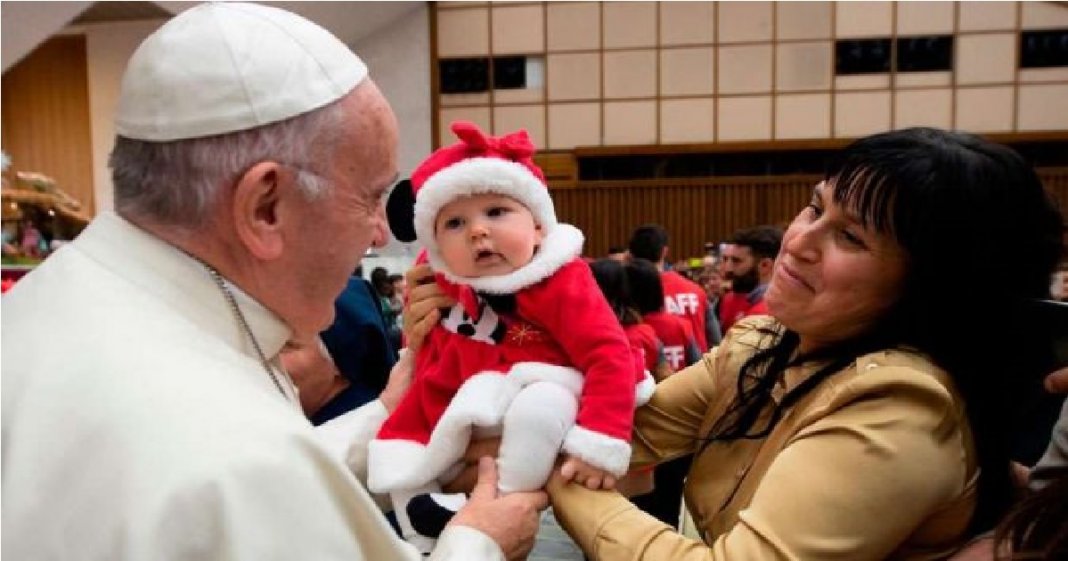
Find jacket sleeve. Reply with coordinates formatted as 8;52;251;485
518;261;638;474
548;365;970;561
628;344;721;467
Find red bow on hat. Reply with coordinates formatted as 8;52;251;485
411;121;546;189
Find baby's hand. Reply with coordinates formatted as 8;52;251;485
559;455;617;490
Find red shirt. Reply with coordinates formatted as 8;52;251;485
661;271;709;352
643;311;699;371
719;289;770;334
625;322;662;373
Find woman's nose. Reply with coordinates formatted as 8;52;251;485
783;223;819;262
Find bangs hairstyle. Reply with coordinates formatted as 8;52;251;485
824;127;1062;302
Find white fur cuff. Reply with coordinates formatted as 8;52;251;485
562;425;632;477
508;362;584;396
367;439;432;493
635;371;656;406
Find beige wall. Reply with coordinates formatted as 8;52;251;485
354;4;430;262
85;19;166;214
434;1;1068;150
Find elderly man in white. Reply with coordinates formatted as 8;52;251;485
1;3;545;560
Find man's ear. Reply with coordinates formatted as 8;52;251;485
758;256;775;276
232;161;287;260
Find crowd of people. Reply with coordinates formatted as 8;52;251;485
3;3;1067;561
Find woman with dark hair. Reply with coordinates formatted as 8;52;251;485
538;128;1064;559
993;475;1068;561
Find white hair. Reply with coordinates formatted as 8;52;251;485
109;97;347;227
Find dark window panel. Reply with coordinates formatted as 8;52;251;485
439;58;489;94
835;38;892;75
1021;29;1068;69
493;56;527;89
574;141;1068;181
896;35;953;72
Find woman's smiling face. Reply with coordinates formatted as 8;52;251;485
765;181;910;354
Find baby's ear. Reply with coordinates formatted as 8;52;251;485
534;222;545;243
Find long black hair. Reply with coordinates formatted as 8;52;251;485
590;258;642;326
625;258;666;315
704;128;1065;533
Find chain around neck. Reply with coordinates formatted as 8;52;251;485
201;262;294;403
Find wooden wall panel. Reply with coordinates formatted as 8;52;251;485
2;35;95;215
551;168;1068;260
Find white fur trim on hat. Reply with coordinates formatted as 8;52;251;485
562;425;633;477
116;2;367;141
414;157;585;292
415;158;556;240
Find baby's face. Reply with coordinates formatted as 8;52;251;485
434;193;543;278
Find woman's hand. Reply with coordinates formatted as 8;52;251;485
402;264;455;353
560;456;618;490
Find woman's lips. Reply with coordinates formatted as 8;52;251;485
778;262;814;292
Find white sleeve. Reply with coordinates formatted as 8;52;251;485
429;527;506;561
314;399;389;485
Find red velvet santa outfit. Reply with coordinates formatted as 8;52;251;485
367;124;653;547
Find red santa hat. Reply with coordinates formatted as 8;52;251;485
388;121;584;295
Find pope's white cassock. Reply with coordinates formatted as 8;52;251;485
1;211;502;560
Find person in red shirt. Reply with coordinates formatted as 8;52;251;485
626;258;701;372
719;225;782;333
628;224;711;352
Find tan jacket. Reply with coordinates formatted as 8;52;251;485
550;317;978;560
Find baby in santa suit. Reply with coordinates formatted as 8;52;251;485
367;121;654;552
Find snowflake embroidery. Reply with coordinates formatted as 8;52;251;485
506;322;544;346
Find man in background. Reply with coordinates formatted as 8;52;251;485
628;224;711;353
718;225;782;333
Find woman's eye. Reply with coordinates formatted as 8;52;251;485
839;229;867;248
805;203;823;218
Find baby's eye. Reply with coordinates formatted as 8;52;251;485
442;217;463;230
486;206;509;218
